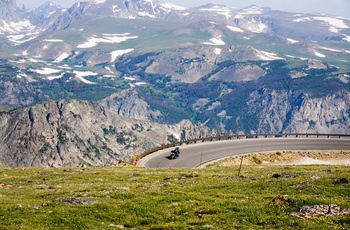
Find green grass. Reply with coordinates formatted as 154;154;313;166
65;17;209;53
0;165;349;229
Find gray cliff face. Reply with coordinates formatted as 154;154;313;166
247;89;350;134
49;2;91;31
0;99;214;168
26;2;63;29
0;0;21;22
101;89;162;121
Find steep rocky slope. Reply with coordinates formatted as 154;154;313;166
101;89;162;121
100;87;350;134
247;89;350;134
0;98;214;168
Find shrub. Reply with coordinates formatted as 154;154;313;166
252;156;262;164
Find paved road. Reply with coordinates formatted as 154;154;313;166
137;137;350;168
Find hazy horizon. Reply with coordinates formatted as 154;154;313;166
15;0;350;18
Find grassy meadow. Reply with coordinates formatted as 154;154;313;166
0;165;349;229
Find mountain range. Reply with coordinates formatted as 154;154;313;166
0;0;349;167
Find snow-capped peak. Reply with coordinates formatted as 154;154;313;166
239;5;264;15
159;2;186;11
93;0;107;4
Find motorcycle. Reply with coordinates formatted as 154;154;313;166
169;147;180;160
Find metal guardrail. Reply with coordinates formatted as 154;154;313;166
133;133;350;165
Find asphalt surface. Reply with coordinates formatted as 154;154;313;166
137;137;350;168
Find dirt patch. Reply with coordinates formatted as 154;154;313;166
218;150;350;166
55;198;97;205
271;194;291;204
179;173;199;180
0;183;13;188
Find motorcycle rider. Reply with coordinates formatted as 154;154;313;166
170;147;180;159
174;147;180;158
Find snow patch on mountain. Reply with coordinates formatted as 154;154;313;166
313;16;349;32
93;0;107;4
199;5;232;18
314;51;326;58
7;34;24;41
73;70;98;84
227;25;244;33
214;48;222;55
240;6;263;15
44;39;64;42
159;2;186;11
112;5;120;13
256;50;283;61
293;16;349;34
125;76;137;81
59;65;73;70
9;34;38;45
235;16;268;33
134;82;147;86
0;20;34;34
110;49;134;62
17;72;28;79
203;37;225;46
319;46;350;54
47;73;65;81
343;34;350;42
138;11;156;18
293;17;312;22
32;67;61;75
287;38;299;44
55;53;70;62
77;33;138;48
247;21;267;33
9;59;26;64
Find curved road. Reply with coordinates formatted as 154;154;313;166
137;137;350;168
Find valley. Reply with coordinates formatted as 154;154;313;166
0;0;349;167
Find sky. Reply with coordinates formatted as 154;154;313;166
16;0;350;18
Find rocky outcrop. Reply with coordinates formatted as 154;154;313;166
291;204;350;218
0;99;214;168
247;89;350;134
101;89;162;121
0;0;22;22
